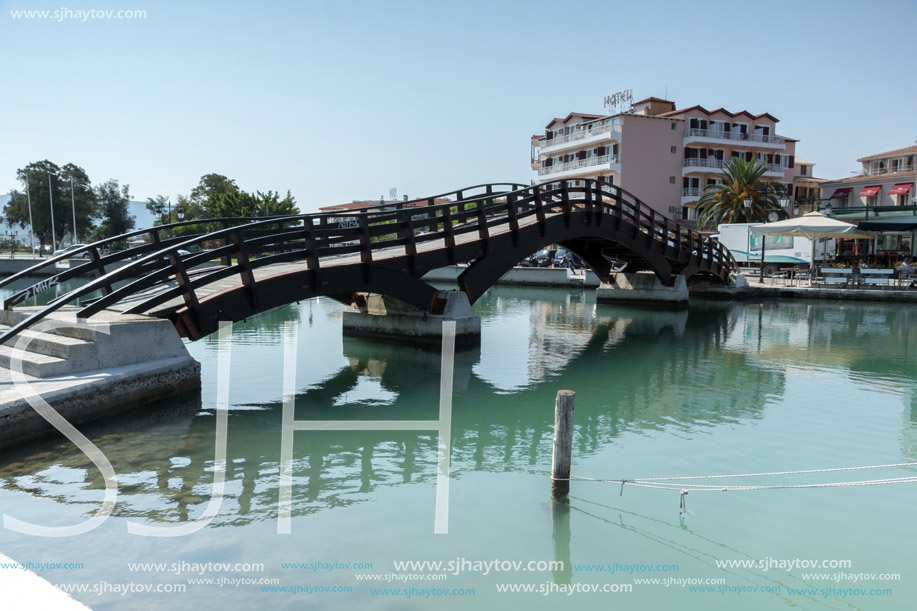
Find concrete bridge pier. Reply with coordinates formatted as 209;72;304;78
342;290;481;346
596;272;689;308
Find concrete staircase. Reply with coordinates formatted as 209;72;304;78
0;307;192;379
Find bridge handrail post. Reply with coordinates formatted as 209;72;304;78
534;186;547;234
219;221;232;267
87;246;113;296
561;182;572;227
505;193;518;246
358;214;373;279
440;205;456;262
304;217;320;271
477;199;490;240
230;229;258;306
400;210;417;261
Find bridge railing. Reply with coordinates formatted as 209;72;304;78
0;180;738;346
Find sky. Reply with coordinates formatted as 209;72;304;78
1;0;915;213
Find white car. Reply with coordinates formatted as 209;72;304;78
52;243;90;258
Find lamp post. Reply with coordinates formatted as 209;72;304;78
24;172;35;256
70;175;78;244
48;173;57;252
758;194;791;282
176;207;185;221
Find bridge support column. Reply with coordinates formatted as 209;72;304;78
342;291;481;346
596;272;689;308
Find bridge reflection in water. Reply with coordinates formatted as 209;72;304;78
1;290;916;530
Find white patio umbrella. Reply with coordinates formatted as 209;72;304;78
750;212;874;285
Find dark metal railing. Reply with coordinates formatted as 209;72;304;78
0;180;737;345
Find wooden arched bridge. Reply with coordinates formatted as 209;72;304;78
0;180;737;344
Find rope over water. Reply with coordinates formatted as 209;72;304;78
549;461;917;509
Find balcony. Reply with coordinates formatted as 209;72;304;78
681;187;701;205
682;158;787;176
861;164;916;177
538;125;621;154
683;127;785;149
538;154;620;178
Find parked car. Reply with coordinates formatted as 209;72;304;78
522;248;557;267
553;249;584;268
52;243;90;258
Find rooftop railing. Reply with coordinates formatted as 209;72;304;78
684;128;785;145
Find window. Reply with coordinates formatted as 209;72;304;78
671;146;677;153
669;177;676;184
799;165;807;176
670;123;677;130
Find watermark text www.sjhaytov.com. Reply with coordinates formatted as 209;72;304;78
9;7;147;22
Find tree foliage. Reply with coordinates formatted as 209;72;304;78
94;179;135;241
207;190;298;219
3;159;97;250
694;158;786;231
191;173;240;211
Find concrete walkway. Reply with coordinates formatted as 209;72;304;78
740;278;917;303
0;552;90;610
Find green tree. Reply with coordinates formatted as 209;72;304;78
94;179;135;242
145;194;170;219
694;158;786;231
256;190;299;217
191;173;240;215
4;160;97;252
207;190;299;219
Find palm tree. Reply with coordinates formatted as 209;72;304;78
693;158;786;231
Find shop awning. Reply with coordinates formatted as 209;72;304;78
857;185;881;197
858;217;917;232
889;183;914;196
830;187;852;199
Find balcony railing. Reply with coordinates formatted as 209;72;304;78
681;187;701;197
684;128;785;145
861;164;916;177
538;154;619;176
683;158;787;173
540;125;619;149
683;158;725;170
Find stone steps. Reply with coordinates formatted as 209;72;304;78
0;323;99;378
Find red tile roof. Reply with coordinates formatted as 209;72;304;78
857;145;917;162
820;170;917;185
633;96;675;106
658;105;779;122
545;112;604;129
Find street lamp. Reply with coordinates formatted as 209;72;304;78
70;176;78;244
176;207;185;221
743;195;753;209
24;172;35;256
48;173;57;252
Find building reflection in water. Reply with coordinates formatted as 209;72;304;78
0;290;915;530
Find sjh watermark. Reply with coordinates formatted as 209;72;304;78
9;7;147;22
3;318;457;538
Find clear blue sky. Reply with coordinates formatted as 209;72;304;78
1;0;914;213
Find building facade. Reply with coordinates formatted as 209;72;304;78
792;157;826;212
820;145;917;214
531;98;798;225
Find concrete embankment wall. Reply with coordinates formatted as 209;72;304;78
423;265;601;287
0;257;136;277
0;307;200;450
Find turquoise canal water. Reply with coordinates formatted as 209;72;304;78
0;284;915;610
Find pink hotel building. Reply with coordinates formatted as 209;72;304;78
530;98;797;226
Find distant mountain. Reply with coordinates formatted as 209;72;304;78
129;200;156;231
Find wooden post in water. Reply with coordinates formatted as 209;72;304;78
551;390;575;498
